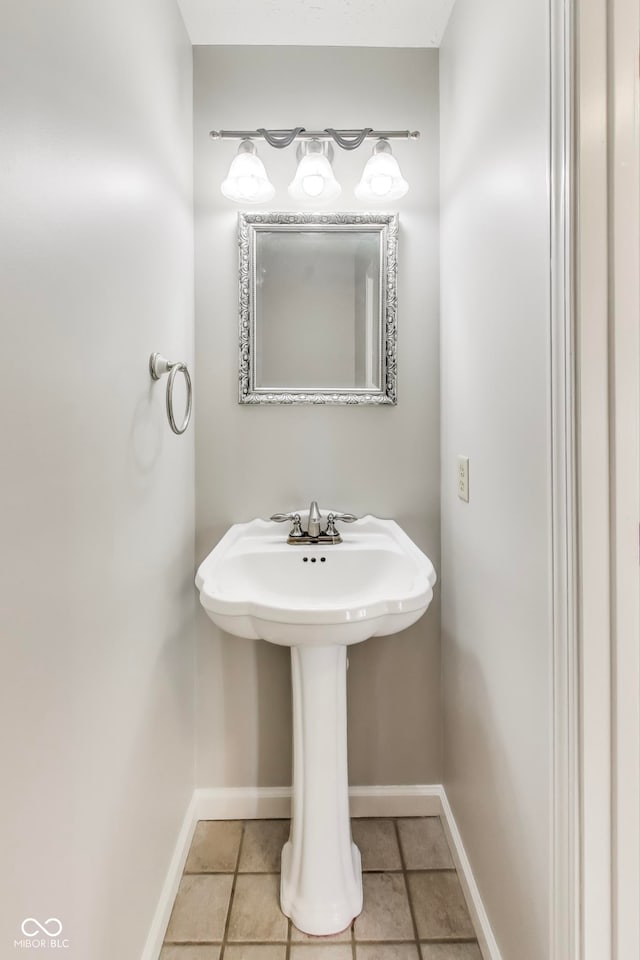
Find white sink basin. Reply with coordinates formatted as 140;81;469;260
195;514;436;646
196;512;436;937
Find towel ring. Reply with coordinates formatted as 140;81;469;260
149;352;192;435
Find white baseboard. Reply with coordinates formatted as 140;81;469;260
142;784;500;960
194;784;442;820
194;785;291;820
140;792;198;960
438;787;503;960
349;784;442;817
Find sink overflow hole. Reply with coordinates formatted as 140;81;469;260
302;557;327;563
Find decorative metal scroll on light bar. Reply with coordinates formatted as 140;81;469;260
210;128;420;149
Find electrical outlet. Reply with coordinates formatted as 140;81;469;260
457;456;469;502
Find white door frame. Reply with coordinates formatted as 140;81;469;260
606;1;640;957
550;1;580;956
553;0;640;958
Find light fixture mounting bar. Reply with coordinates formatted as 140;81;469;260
210;128;420;146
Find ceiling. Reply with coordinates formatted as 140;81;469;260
176;0;457;47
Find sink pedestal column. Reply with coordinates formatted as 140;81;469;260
280;644;363;935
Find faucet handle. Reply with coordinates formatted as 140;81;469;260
325;512;358;537
270;512;303;538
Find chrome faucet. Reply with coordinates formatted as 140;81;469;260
307;500;322;539
270;503;358;545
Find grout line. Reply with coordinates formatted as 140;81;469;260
186;869;295;877
417;939;479;944
351;915;357;960
393;818;422;948
164;940;286;946
183;867;457;877
163;938;478;946
219;820;246;960
286;918;292;960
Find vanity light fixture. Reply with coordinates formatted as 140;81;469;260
288;140;341;202
355;139;409;201
211;128;420;204
220;139;275;203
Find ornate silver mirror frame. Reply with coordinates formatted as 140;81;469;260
238;212;398;404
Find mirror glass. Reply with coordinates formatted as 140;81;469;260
238;213;398;404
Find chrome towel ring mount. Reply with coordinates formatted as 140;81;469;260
149;352;192;435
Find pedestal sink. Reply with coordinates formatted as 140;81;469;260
195;512;437;935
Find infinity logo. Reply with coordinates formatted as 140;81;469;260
20;918;63;938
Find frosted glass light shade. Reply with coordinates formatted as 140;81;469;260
355;140;409;201
221;140;275;203
288;141;341;202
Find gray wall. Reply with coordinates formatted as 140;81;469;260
440;2;552;958
0;2;194;958
194;46;441;787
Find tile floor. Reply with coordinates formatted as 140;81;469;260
161;817;482;960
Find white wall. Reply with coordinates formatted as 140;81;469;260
194;46;441;788
439;2;552;958
0;2;194;958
